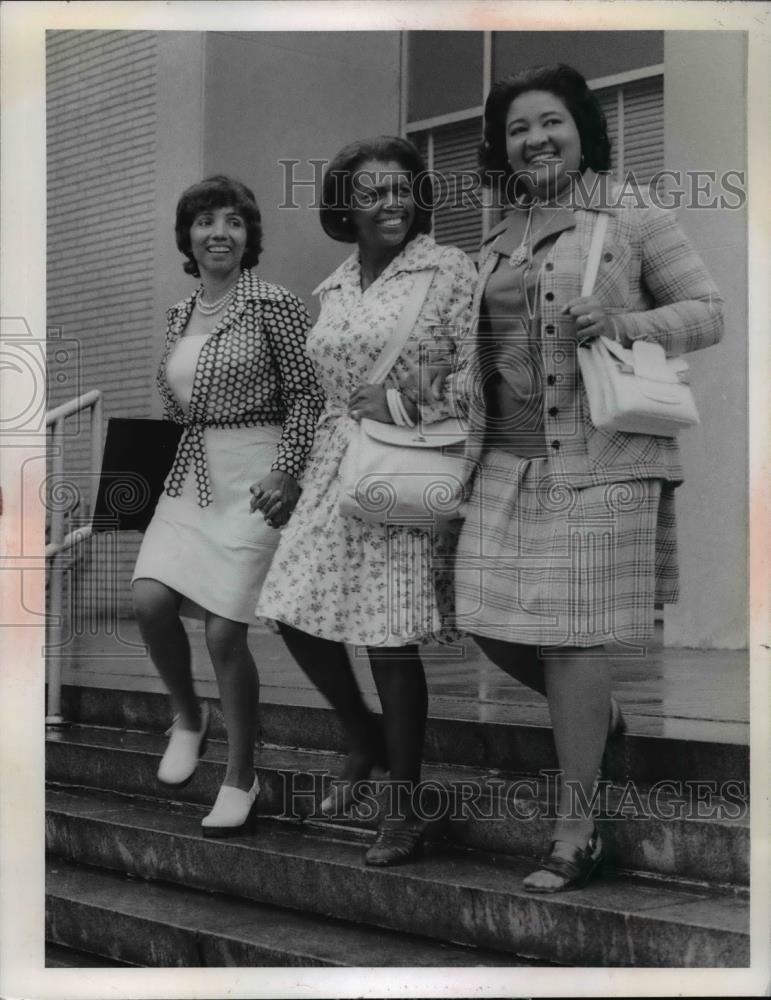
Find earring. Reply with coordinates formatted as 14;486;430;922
341;214;349;223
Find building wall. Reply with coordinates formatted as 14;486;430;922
47;30;159;424
662;32;748;648
46;30;161;618
148;33;206;415
202;31;401;318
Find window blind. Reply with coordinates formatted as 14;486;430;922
411;118;484;253
595;75;664;186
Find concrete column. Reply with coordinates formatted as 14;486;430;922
663;31;747;648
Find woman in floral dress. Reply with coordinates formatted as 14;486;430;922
257;136;476;865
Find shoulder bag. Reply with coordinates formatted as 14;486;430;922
338;269;468;525
577;213;700;437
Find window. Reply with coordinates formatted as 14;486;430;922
411;117;485;254
594;75;664;186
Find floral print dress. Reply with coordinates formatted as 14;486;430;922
257;234;476;646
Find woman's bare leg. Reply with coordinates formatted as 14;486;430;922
205;613;258;791
132;578;200;730
524;645;611;890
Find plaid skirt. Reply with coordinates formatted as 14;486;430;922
454;449;679;648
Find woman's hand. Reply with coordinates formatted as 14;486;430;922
250;470;300;529
397;332;455;406
348;384;390;423
397;358;452;406
561;295;615;344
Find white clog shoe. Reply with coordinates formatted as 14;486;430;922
157;701;209;786
201;776;260;838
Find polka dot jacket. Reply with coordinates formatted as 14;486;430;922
157;269;325;506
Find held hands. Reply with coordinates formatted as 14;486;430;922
249;470;300;529
561;295;614;344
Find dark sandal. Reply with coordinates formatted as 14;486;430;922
365;817;427;867
523;828;604;893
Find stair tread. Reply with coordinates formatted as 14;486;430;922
46;786;748;934
46;859;538;967
57;686;750;795
45;941;134;968
47;724;749;826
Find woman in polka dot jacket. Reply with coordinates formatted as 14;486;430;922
132;176;324;837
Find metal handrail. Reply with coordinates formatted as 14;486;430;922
46;389;104;725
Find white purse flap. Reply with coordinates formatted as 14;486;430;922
632;340;679;384
360;416;467;448
599;337;691;405
601;337;690;382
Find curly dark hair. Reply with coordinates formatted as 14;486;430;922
320;135;434;244
479;64;612;199
175;175;263;276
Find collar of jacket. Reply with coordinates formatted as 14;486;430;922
166;268;287;338
480;168;617;250
313;232;439;296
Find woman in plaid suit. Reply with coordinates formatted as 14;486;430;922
415;64;723;891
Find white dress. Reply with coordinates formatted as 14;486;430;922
257;234;476;646
132;332;283;623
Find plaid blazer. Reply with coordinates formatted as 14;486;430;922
451;180;724;487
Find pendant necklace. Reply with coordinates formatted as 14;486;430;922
521;258;544;324
503;202;543;323
507;203;536;269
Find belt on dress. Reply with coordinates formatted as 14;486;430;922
164;423;213;507
164;418;260;508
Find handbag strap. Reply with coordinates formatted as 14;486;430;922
581;212;610;298
367;268;436;385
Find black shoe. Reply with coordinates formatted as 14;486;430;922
365;816;427;867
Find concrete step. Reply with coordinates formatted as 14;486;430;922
45;786;749;967
57;684;749;792
46;723;749;888
45;942;133;968
46;859;538;967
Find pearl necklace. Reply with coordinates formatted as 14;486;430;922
196;284;236;316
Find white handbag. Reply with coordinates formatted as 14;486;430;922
577;213;700;437
338;269;468;525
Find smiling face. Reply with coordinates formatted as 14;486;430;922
348;158;417;257
189;204;248;281
505;90;582;200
